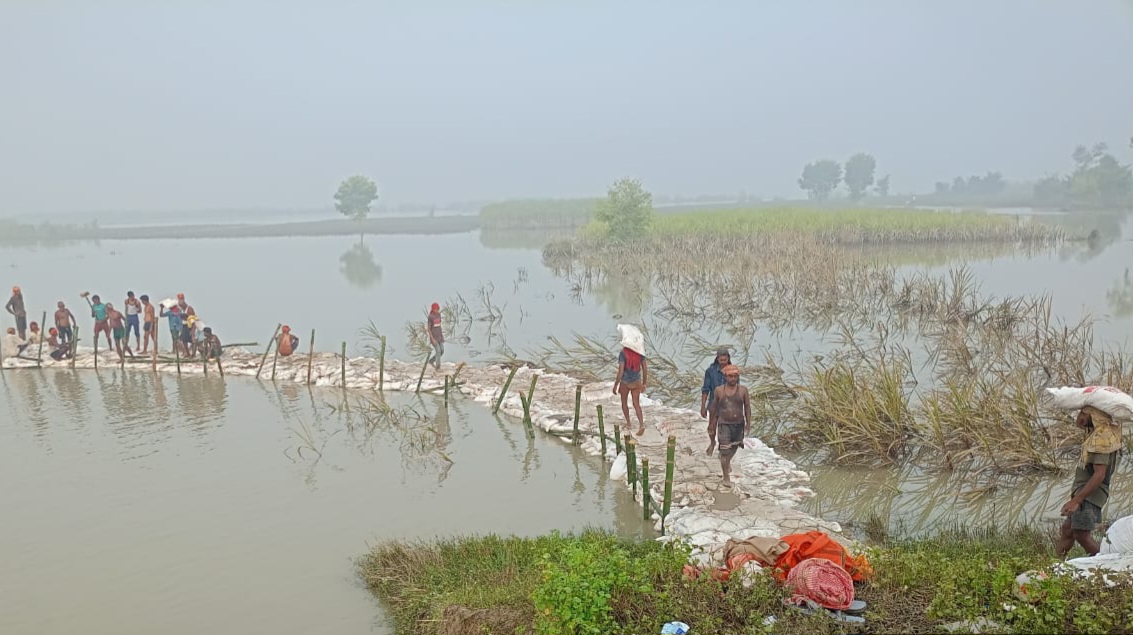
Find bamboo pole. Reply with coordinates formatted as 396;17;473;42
35;311;46;368
256;324;281;379
519;392;536;439
306;328;315;385
596;405;607;457
625;436;637;498
201;336;207;375
444;375;450;408
173;335;181;377
270;333;282;381
93;332;99;371
526;373;538;409
662;435;676;530
572;384;582;445
0;325;5;370
151;338;157;372
613;423;622;454
69;324;79;369
377;335;386;391
340;341;347;386
641;458;651;522
492;364;519;414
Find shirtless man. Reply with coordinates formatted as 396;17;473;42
707;364;751;487
54;301;77;345
106;303;134;361
177;293;195;318
140;295;157;354
124;291;142;350
277;325;299;357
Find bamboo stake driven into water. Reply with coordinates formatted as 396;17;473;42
613;423;622;454
270;333;281;381
35;311;46;368
492;364;519;414
526;373;538;410
414;350;430;393
377;335;386;391
444;375;449;408
70;324;79;369
173;336;180;376
626;436;637;499
341;341;347;386
596;405;607;457
519;392;535;439
256;324;281;379
662;435;676;531
641;458;651;522
572;384;582;445
307;328;315;385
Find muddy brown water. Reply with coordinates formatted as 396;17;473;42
0;368;646;635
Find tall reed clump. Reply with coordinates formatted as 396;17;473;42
793;344;914;463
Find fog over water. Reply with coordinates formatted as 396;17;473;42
2;1;1131;215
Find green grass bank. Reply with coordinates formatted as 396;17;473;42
359;527;1131;635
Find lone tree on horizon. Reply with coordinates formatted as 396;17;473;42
335;175;379;221
596;177;653;240
798;160;842;201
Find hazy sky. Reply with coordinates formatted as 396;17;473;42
2;1;1131;215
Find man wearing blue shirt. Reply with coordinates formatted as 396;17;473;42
700;347;731;419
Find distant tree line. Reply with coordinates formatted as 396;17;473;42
797;153;890;202
933;172;1007;196
1033;143;1133;207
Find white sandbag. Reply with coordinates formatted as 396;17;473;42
616;324;645;355
1100;516;1133;555
160;298;178;309
609;453;628;480
1045;386;1133;421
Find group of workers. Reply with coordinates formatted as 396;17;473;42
4;286;222;363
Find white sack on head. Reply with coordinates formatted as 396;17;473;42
160;298;178;309
617;324;645;356
1045;386;1133;421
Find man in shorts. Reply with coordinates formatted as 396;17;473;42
124;291;142;351
1057;406;1120;557
6;285;27;340
160;303;186;358
140;295;157;354
426;302;444;370
90;295;113;350
707;364;751;487
107;303;134;361
54;301;76;346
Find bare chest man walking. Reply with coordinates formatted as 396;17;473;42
707;364;751;487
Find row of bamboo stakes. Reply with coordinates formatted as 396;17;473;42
3;324;679;530
490;363;679;532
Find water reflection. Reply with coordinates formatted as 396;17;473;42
1107;268;1133;319
339;239;383;289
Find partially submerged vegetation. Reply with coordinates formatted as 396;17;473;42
359;526;1133;635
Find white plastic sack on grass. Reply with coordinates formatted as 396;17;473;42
609;453;628;480
1100;516;1133;555
616;324;645;356
1045;386;1133;421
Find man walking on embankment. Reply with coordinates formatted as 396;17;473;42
700;347;731;419
707;364;751;487
6;286;27;340
1057;406;1120;557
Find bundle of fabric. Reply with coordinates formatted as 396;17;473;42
767;531;873;582
785;558;855;611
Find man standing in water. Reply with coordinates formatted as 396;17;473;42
426;302;444;370
54;301;76;346
707;364;751;487
106;303;134;361
160;303;186;358
124;291;142;351
90;294;113;350
700;347;731;419
1057;405;1120;557
6;286;27;340
140;295;157;354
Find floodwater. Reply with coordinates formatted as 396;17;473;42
0;369;643;635
1;210;1132;628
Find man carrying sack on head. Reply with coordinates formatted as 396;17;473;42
1057;405;1121;557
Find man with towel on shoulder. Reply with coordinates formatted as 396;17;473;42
1057;405;1121;557
707;364;751;487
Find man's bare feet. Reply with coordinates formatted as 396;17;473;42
706;441;716;456
722;476;733;487
635;425;645;436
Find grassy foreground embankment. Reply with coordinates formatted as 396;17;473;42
359;527;1131;635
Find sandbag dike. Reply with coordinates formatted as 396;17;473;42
3;347;844;561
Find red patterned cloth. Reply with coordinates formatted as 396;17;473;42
785;558;854;610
